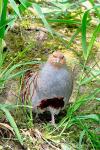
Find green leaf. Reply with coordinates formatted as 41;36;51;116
18;1;32;13
9;0;21;18
89;0;100;19
82;8;100;60
6;69;29;80
48;19;81;25
0;39;6;67
95;98;100;101
81;69;100;85
67;88;100;117
19;0;27;8
66;27;81;49
2;60;41;77
0;0;3;16
0;0;8;38
74;114;100;122
0;18;14;30
79;130;86;149
86;23;100;58
1;107;23;145
50;1;71;11
81;10;89;60
32;3;53;35
19;0;31;9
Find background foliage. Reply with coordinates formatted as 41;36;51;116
0;0;100;149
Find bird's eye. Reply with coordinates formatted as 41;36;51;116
61;56;64;59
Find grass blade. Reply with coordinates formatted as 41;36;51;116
0;0;3;16
0;18;14;30
73;114;100;123
79;130;86;149
19;0;28;8
0;0;8;38
86;23;100;59
9;0;21;18
81;69;100;85
1;60;41;77
48;19;81;25
6;69;29;80
1;107;23;145
66;27;81;49
32;3;53;35
81;10;89;60
67;88;100;118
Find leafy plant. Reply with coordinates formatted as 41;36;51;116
41;1;100;149
0;104;23;145
0;0;44;144
0;0;100;149
82;9;100;61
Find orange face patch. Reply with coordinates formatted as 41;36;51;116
48;51;66;67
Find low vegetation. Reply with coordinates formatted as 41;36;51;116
0;0;100;149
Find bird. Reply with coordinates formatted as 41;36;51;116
21;51;73;125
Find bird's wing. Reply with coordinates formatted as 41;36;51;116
20;70;39;104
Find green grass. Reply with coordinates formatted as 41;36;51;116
0;0;100;149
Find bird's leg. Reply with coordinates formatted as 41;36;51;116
51;113;55;125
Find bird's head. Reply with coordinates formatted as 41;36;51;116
48;51;66;67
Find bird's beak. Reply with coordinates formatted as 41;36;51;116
56;58;60;63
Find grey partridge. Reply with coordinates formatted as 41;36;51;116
21;51;73;124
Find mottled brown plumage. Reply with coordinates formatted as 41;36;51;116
21;51;73;124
